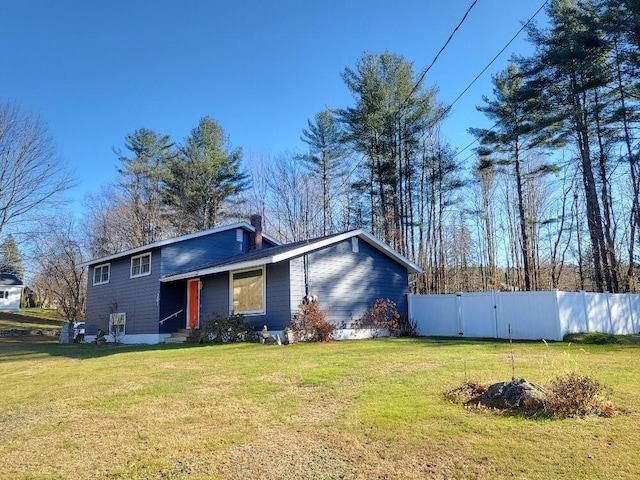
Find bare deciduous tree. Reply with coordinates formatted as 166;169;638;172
0;101;74;238
30;217;86;322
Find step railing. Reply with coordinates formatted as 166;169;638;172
159;309;183;325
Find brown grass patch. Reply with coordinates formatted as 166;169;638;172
379;361;442;374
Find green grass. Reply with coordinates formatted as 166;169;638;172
0;308;66;331
1;338;639;479
564;331;640;345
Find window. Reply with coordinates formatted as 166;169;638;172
352;237;359;253
131;252;151;278
1;291;8;299
93;263;110;285
109;312;126;336
230;266;265;315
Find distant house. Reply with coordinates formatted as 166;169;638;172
81;216;422;344
0;273;24;310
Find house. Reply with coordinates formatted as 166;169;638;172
0;273;24;310
81;216;423;344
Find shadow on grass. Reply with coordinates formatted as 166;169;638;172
0;335;574;363
0;338;216;362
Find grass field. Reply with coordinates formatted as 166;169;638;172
0;308;67;331
1;336;639;479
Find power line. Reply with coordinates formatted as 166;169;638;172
400;0;480;111
295;1;550;236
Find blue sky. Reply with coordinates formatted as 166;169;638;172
1;1;547;215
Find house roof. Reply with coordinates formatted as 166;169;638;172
160;229;423;282
79;221;282;268
0;273;23;286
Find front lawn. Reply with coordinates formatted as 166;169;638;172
1;338;638;479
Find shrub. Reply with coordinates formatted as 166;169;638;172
356;298;402;337
201;313;256;343
289;301;335;342
563;332;620;344
545;372;605;418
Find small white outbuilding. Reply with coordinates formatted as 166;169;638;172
0;273;23;310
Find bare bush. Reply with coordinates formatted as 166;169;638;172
545;373;613;418
289;301;335;342
356;298;401;337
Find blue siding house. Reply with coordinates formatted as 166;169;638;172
81;217;422;344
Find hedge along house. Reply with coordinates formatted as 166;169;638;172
0;273;24;311
81;216;422;344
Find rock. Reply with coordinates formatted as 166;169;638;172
58;322;74;344
477;379;547;411
259;325;282;345
283;327;295;345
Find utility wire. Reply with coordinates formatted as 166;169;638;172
400;0;479;112
298;0;549;235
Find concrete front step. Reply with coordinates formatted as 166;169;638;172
164;329;202;344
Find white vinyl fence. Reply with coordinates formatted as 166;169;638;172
408;291;640;341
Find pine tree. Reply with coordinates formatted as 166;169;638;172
114;128;175;246
0;234;24;279
300;109;347;235
470;62;561;291
163;117;249;234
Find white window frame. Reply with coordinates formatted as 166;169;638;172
109;312;126;336
93;263;111;285
229;266;266;316
130;252;151;278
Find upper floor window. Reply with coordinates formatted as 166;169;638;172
93;263;110;285
131;253;151;278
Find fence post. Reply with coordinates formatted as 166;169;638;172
581;291;589;333
493;290;499;338
606;292;613;334
456;292;463;336
629;293;639;334
553;289;563;341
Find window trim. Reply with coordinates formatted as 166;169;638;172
109;312;126;336
93;263;111;286
130;252;152;278
229;265;266;316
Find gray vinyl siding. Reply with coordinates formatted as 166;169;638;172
305;239;409;326
199;273;229;320
160;229;279;276
260;262;291;331
161;229;247;276
85;249;161;336
289;257;306;320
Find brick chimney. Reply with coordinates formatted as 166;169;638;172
250;214;263;250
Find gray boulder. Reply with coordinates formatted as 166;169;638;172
478;379;547;410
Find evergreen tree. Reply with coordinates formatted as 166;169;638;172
339;51;439;250
164;117;248;234
470;62;561;290
524;0;619;291
114;128;175;246
300;109;347;235
0;234;24;279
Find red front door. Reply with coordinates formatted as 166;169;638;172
187;279;200;329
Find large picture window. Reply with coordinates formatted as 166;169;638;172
131;253;151;278
231;267;265;315
93;263;110;285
